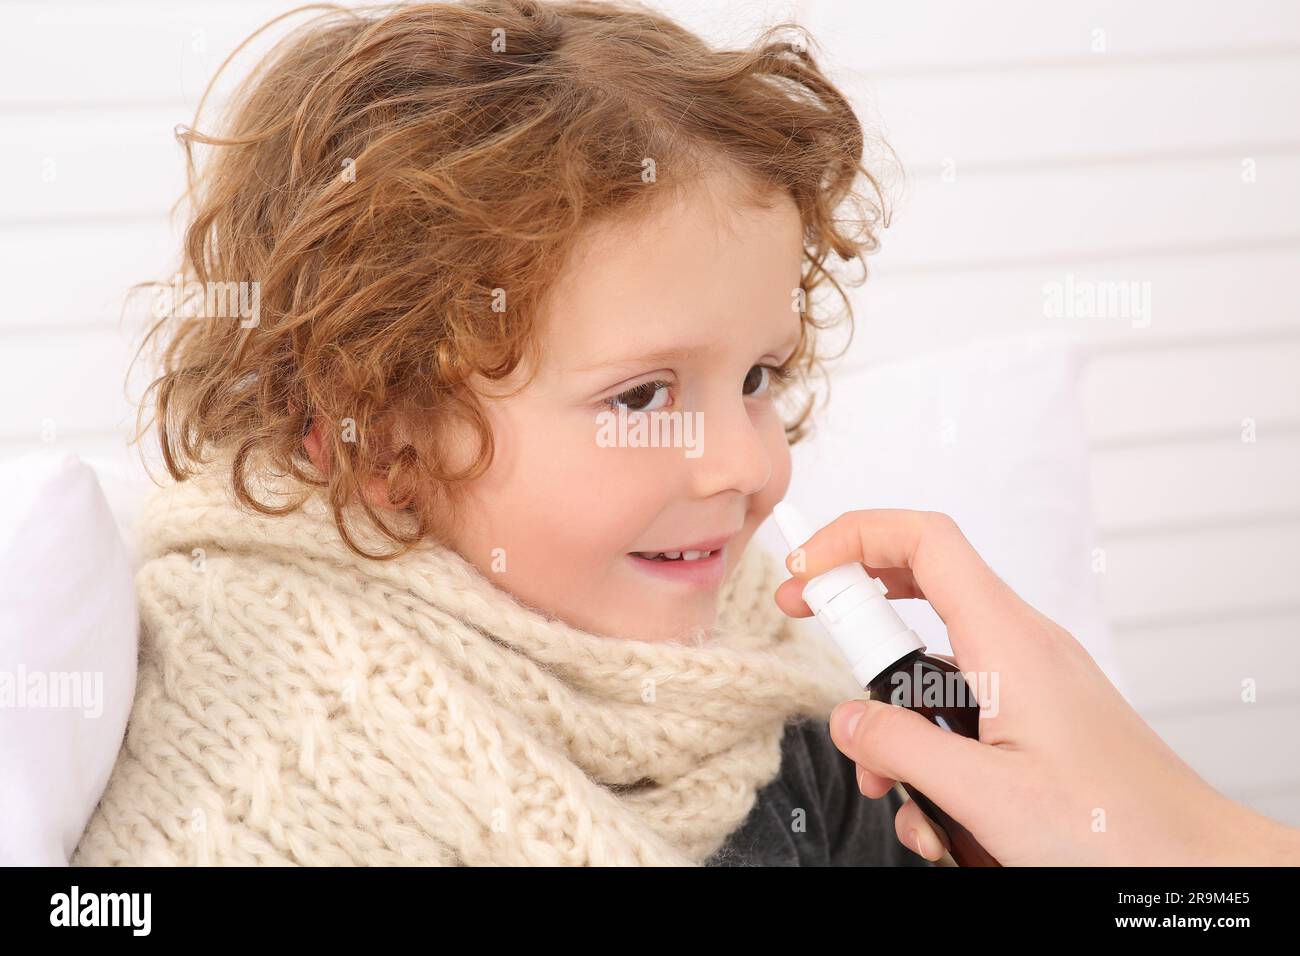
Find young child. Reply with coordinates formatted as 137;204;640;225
72;0;930;866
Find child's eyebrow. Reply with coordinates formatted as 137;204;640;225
569;331;800;374
569;345;705;373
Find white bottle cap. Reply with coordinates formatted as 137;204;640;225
773;501;926;687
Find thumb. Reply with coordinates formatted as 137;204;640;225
830;699;1002;822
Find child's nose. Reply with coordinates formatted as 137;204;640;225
684;400;772;498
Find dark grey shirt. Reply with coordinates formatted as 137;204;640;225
706;716;936;867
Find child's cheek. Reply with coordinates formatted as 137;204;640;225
580;442;688;538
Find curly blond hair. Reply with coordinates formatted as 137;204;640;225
133;0;895;558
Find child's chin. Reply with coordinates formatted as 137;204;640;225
614;591;721;644
628;616;716;646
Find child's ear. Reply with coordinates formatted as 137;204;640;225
303;418;399;513
303;418;328;473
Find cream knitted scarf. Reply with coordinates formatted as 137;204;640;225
72;464;860;866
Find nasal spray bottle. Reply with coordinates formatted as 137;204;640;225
773;501;1001;867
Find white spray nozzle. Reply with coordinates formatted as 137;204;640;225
772;501;815;557
772;499;925;686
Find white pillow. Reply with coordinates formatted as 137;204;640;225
757;329;1125;697
0;451;138;865
77;454;154;571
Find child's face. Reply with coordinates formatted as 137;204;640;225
444;171;804;643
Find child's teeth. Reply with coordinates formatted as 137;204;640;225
633;549;716;561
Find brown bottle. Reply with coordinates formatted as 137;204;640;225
866;649;1001;867
773;501;1001;867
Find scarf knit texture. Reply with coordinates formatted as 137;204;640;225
72;463;861;866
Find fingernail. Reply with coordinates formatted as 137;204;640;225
908;829;921;856
916;827;943;860
855;765;866;793
838;702;865;739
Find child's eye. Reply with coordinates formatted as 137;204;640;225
603;379;671;412
743;363;794;398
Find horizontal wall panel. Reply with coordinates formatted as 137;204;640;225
1;329;153;439
1095;521;1300;625
3;0;315;108
803;0;1300;75
0;220;180;332
1115;610;1300;712
845;245;1300;365
872;155;1300;273
1081;339;1300;444
839;54;1300;170
1090;435;1300;534
0;110;186;222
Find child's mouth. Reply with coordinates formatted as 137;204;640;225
630;549;718;562
627;545;726;588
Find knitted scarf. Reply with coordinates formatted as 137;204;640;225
72;464;860;866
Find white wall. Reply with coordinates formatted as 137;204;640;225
2;0;1298;827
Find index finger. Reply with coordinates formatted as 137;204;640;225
783;509;1022;639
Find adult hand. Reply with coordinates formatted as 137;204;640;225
774;509;1300;866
